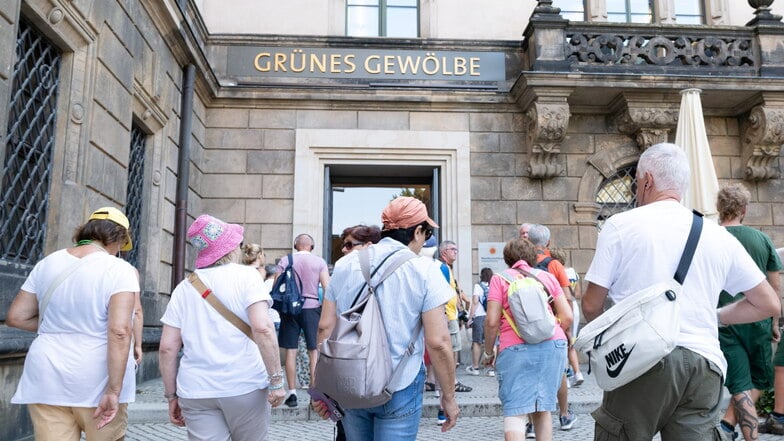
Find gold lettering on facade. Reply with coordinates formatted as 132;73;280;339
365;55;381;74
274;53;287;72
330;54;342;73
470;57;480;76
344;54;356;73
254;53;271;72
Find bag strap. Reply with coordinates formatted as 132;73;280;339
357;247;419;394
38;251;104;327
189;272;253;340
673;210;704;285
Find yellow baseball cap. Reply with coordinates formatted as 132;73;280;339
88;207;133;251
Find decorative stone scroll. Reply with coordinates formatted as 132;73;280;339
612;104;679;150
741;105;784;180
566;33;755;68
526;101;570;178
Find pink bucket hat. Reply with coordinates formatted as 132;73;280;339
187;214;244;269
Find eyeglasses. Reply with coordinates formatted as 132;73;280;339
342;241;364;250
422;226;433;240
447;248;458;253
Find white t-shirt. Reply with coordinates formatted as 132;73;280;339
161;263;272;399
585;200;765;376
12;249;140;406
264;278;281;324
472;282;488;317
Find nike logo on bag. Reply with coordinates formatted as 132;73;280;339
605;343;635;378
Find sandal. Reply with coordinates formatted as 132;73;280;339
455;382;472;393
425;382;436;392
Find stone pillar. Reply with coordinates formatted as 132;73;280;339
522;2;569;71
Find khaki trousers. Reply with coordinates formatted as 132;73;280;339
28;403;128;441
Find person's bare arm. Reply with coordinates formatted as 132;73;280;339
581;282;609;323
423;305;459;432
94;291;135;429
158;325;185;426
247;301;286;406
719;280;780;326
317;298;337;347
6;290;40;332
132;292;143;364
319;270;330;293
552;294;573;332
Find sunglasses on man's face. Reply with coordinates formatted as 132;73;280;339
342;241;364;250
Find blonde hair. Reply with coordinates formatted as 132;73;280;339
717;183;751;224
549;247;568;266
209;246;242;267
241;243;265;266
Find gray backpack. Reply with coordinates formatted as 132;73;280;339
314;247;417;409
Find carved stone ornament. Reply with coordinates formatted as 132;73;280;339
741;105;784;180
526;101;570;178
613;106;679;150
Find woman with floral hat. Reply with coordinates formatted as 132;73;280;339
158;214;286;441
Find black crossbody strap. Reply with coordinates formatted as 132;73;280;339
673;210;704;285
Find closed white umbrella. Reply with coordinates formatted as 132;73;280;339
675;88;720;220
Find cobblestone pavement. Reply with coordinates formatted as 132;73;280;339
125;415;784;440
126;363;784;440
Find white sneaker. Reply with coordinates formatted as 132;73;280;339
434;389;441;398
525;422;536;438
486;368;495;377
573;372;584;387
465;366;481;376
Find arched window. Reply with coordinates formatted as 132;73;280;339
596;164;637;228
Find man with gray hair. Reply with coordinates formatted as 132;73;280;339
518;223;532;240
582;143;780;440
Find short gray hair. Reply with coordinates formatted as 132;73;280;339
527;224;550;247
438;240;456;254
638;143;690;198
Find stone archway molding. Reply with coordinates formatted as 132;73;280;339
574;143;640;226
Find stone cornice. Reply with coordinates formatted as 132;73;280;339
610;94;680;150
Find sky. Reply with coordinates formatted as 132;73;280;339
332;187;401;234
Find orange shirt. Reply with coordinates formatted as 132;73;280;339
536;251;570;289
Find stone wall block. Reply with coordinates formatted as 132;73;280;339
500;132;525;153
712;156;732;180
566;153;589;178
470;152;517;177
262;129;295;149
745;203;773;225
570;249;596;275
410;112;468;131
358;111;409;130
470;132;500;152
472;200;516;224
728;157;746;180
501;177;542;200
471;177;501;200
90;108;130;164
97;25;134;91
470;112;515;132
247;150;295;174
773;203;784;226
206;128;265;149
726;118;740;136
202;198;247;223
249;109;295;128
561;134;594;154
94;63;132;129
517;201;569;225
707;136;741;156
471;224;505;244
595;134;636;152
542;177;580;201
206;108;249;128
202;149;246;173
192;117;206;145
569;115;607;135
705;117;727;136
578;225;599;250
297;110;357;129
262;174;294;199
547;225;579;249
263;224;295;255
200;174;262;198
246;199;293;224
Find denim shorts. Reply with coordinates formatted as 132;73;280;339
471;316;485;343
495;339;567;416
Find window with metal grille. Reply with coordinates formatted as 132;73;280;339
1;19;62;264
596;165;638;228
346;0;418;37
125;125;146;267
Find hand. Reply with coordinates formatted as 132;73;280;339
774;325;781;343
134;345;143;365
311;399;331;420
268;388;286;407
481;352;495;368
439;395;460;432
93;392;119;430
168;398;185;426
466;318;473;328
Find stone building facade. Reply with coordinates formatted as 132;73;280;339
1;0;783;439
